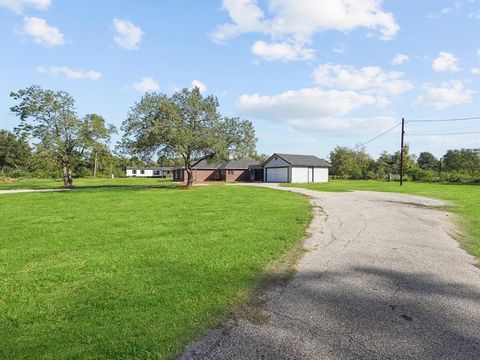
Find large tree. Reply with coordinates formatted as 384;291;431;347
417;152;439;171
10;86;113;186
0;130;31;174
120;87;257;186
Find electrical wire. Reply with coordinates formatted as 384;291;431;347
406;116;480;123
407;131;480;136
354;122;402;149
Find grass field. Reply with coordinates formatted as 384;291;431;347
0;186;310;359
284;180;480;261
0;177;174;190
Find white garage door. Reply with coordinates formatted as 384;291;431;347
266;167;289;182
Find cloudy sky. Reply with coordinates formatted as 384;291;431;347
0;0;479;158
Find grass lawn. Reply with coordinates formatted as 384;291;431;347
0;177;174;190
284;180;480;261
0;186;310;359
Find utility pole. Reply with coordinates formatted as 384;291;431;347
400;117;405;186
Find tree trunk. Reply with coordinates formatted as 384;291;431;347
186;164;193;187
62;162;74;187
93;151;98;178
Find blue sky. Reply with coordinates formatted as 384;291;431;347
0;0;479;159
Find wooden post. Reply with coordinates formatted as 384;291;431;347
400;117;405;186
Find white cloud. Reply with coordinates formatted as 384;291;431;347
132;77;159;92
214;0;399;41
213;0;399;61
113;18;143;50
392;53;409;65
22;16;64;47
0;0;51;13
37;66;102;80
251;40;315;62
471;68;480;75
191;80;207;93
432;51;461;72
413;80;473;110
236;87;396;134
313;63;413;95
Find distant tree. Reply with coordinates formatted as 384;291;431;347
417;152;439;171
10;86;114;186
354;146;374;179
81;114;117;177
375;151;395;178
251;153;270;162
120;87;257;186
0;130;31;174
329;146;359;178
443;148;480;175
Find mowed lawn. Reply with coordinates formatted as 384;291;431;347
285;180;480;261
0;186;310;359
0;177;174;190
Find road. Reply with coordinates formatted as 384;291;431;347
179;185;480;360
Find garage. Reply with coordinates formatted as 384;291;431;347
265;167;289;182
263;153;331;183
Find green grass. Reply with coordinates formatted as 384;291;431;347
284;180;480;261
0;177;174;190
0;186;310;359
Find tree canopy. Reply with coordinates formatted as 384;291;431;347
10;86;115;185
120;87;257;186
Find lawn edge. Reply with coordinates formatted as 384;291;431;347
174;192;315;359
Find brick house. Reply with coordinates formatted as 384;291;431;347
172;159;261;182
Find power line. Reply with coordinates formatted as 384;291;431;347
407;131;480;136
354;122;402;148
407;116;480;123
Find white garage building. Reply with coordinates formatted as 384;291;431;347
263;153;331;183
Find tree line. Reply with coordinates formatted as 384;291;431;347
329;145;480;183
1;85;479;186
2;85;258;187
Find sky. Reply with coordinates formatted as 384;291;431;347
0;0;479;159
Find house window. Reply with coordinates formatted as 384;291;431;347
140;170;145;175
132;169;137;175
153;170;160;176
227;170;234;175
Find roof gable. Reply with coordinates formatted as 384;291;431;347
265;153;331;167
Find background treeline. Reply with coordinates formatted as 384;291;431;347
329;145;480;183
1;85;478;184
3;128;479;184
0;128;173;178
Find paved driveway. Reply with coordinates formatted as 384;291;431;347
180;185;480;360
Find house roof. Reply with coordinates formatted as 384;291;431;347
220;159;261;169
266;153;331;167
191;159;224;169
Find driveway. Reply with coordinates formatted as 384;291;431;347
180;185;480;359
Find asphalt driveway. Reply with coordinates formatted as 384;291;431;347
180;185;480;360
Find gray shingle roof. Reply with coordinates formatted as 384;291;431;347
220;159;261;169
191;159;223;169
270;153;331;167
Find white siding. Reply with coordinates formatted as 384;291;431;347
291;167;309;183
290;166;329;183
263;155;289;167
265;167;289;182
313;167;329;182
126;169;158;177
